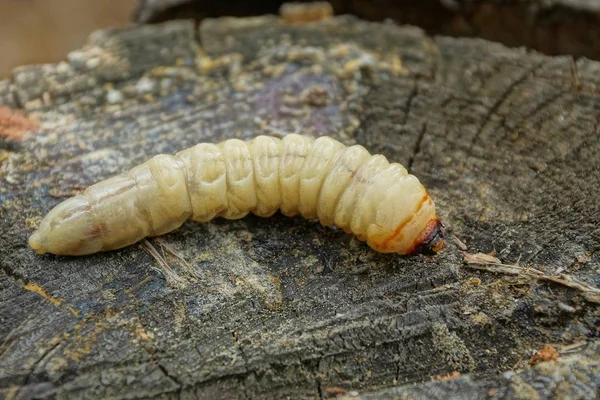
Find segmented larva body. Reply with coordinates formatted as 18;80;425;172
29;135;444;256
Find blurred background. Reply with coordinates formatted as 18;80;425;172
0;0;137;77
1;0;598;78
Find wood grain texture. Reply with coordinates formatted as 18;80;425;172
0;16;599;399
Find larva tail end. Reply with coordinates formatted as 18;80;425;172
29;231;47;255
412;218;445;255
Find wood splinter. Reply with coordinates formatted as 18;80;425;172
279;2;334;24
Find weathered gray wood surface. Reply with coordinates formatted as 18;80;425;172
136;0;600;60
0;15;599;399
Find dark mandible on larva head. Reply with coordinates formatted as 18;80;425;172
30;134;444;256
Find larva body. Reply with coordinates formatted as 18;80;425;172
29;135;443;256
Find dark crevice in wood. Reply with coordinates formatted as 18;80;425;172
316;379;324;400
20;342;62;390
157;362;183;387
468;62;543;154
136;0;288;24
1;263;29;286
11;89;23;109
402;80;418;126
407;122;426;174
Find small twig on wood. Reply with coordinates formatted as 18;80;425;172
451;235;468;251
559;340;589;354
153;237;200;279
141;239;185;286
125;274;154;295
461;251;600;304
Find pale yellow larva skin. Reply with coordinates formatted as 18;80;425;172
29;135;439;256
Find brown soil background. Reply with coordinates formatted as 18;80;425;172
0;0;137;78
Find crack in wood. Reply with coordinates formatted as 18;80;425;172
5;341;63;400
157;362;183;389
468;62;544;155
407;123;427;174
494;89;571;147
10;89;23;110
402;80;419;126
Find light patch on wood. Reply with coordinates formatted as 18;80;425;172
433;371;461;381
24;282;62;307
131;317;153;343
431;323;476;372
65;320;109;362
23;282;79;317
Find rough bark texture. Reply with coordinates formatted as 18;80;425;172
1;15;599;400
135;0;600;60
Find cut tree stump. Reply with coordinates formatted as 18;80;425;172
1;14;599;400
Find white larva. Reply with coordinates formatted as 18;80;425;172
29;135;444;256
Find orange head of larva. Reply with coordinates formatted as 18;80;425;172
411;217;445;255
365;178;444;255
